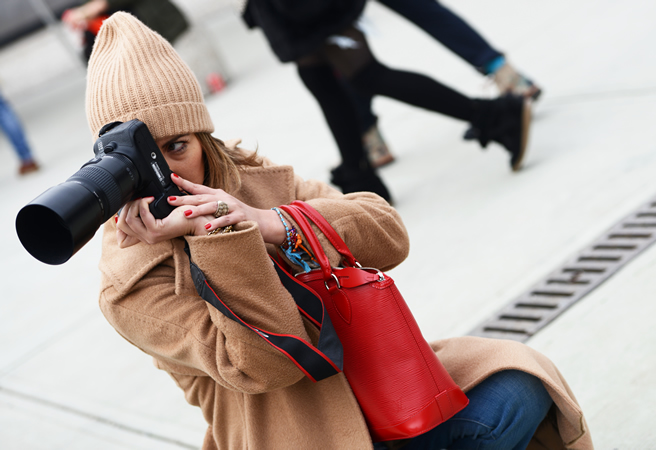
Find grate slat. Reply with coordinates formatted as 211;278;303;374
469;195;656;342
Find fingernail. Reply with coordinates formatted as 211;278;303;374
115;216;118;223
172;173;179;178
204;223;211;230
169;196;177;202
184;210;192;217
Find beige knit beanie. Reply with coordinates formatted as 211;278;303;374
86;12;214;140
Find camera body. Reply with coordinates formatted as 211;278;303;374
90;119;183;219
16;119;183;265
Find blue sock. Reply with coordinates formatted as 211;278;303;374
484;55;506;75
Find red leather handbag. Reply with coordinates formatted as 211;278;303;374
279;201;469;442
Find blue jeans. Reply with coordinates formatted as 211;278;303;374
0;90;34;162
378;0;501;72
374;370;553;450
350;0;503;132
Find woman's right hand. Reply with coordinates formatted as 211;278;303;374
115;197;214;248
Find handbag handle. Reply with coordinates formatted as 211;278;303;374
184;243;343;382
279;204;334;281
290;201;359;268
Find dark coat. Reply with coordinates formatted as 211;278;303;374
243;0;367;62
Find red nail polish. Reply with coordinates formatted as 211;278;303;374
115;216;118;223
172;173;179;178
169;196;177;202
205;223;211;230
184;210;192;217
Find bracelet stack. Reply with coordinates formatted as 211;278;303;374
272;206;314;272
272;207;300;250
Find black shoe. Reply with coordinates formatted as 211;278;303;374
466;94;531;172
330;164;392;203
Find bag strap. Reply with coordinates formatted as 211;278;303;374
184;243;343;382
290;200;359;267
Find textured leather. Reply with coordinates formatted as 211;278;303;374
280;202;469;441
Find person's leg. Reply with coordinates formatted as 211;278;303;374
296;64;368;169
404;370;553;450
326;28;476;123
378;0;501;71
339;76;378;133
338;78;395;169
0;91;35;163
377;0;542;99
295;58;391;201
351;60;476;122
326;27;531;171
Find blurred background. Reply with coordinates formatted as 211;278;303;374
1;0;655;448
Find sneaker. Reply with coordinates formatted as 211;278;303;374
465;95;532;172
330;164;392;203
19;160;39;175
492;63;542;101
362;124;395;168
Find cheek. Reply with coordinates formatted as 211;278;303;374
165;154;204;185
190;151;205;185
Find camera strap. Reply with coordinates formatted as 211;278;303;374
184;243;343;382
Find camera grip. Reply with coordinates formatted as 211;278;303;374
148;183;185;219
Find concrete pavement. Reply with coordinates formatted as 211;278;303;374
1;0;655;448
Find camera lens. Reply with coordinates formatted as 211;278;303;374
16;153;139;265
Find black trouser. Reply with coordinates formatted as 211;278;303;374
296;27;476;168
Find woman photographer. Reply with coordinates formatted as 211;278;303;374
92;13;591;449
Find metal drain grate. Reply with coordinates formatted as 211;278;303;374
469;197;656;342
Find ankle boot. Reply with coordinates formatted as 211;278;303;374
465;94;531;172
330;162;392;203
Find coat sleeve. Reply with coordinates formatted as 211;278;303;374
99;221;312;395
98;175;409;395
288;175;410;271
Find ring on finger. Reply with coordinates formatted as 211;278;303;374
214;201;229;218
208;224;234;236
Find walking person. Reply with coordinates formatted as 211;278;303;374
242;1;531;203
87;13;592;449
0;86;39;175
350;0;542;167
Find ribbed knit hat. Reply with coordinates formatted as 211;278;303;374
86;12;214;140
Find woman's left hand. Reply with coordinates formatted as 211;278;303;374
168;174;287;245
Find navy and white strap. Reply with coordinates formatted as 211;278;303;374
184;243;343;382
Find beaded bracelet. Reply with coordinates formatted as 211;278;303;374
272;206;316;272
271;207;299;250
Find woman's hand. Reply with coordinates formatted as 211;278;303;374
168;174;287;245
115;196;214;249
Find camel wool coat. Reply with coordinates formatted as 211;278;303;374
98;159;593;449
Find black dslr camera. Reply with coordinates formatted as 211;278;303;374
16;120;183;265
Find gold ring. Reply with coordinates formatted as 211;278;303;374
214;201;229;218
207;225;234;236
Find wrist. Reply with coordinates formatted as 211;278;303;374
262;208;287;245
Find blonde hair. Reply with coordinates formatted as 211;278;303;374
197;133;262;193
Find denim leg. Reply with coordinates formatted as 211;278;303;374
0;92;34;162
378;0;502;71
404;370;553;450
